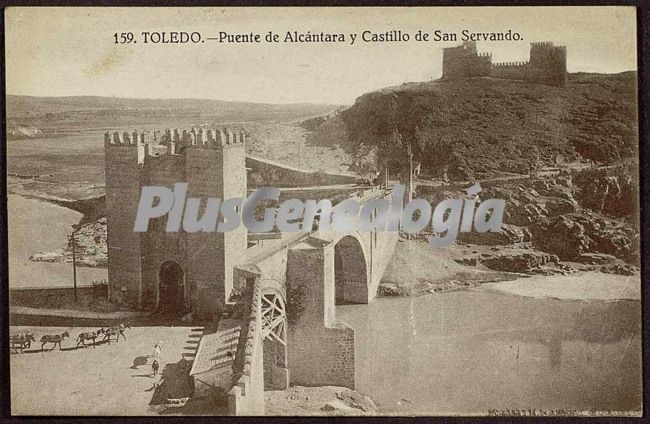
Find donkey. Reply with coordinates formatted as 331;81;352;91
103;323;131;344
40;331;70;351
76;328;105;349
10;330;35;353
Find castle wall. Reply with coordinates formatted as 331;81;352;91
489;61;530;82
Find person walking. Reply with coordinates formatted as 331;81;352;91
152;341;162;363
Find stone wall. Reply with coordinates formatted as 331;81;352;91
228;274;265;415
228;341;264;415
9;286;107;307
246;156;358;188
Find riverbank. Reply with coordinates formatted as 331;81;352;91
378;238;639;299
476;271;640;302
264;386;378;416
8;194;107;290
379;238;521;297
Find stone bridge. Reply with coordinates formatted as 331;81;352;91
190;186;398;415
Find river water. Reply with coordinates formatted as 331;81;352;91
336;290;642;415
8;194;107;288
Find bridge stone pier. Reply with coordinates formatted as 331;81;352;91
220;188;398;415
286;236;357;388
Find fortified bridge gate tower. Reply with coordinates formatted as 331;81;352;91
104;128;247;320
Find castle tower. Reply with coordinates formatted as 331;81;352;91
442;41;491;79
104;127;248;320
529;42;567;87
185;129;248;318
104;132;147;308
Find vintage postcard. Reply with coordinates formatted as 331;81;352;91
5;6;641;416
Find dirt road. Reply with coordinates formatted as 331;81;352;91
10;325;204;415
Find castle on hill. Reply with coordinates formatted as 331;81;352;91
442;41;567;87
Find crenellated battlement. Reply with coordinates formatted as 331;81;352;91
104;127;246;149
441;41;567;87
493;60;529;68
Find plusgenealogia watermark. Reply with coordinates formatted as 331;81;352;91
133;182;505;247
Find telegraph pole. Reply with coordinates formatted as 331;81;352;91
406;143;414;203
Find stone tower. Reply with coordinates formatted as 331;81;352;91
104;128;247;320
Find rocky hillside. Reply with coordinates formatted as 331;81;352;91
304;72;638;180
416;166;639;274
304;72;640;282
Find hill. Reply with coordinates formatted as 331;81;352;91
6;95;341;132
304;72;638;180
305;72;640;274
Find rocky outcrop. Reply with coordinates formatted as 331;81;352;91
601;263;637;276
575;253;617;265
530;212;638;264
480;249;558;273
573;167;638;218
530;215;591;260
68;218;108;267
544;196;579;217
29;218;108;267
457;224;530;245
484;182;578;227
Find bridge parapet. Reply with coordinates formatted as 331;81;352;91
228;273;265;415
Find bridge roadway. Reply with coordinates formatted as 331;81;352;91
191;185;399;415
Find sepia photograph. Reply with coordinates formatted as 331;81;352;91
4;6;642;416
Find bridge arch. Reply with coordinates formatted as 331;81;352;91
333;233;370;304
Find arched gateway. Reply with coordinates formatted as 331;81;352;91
158;261;185;314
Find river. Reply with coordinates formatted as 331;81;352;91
336;289;642;416
8;194;107;288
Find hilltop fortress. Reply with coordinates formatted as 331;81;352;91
442;41;567;87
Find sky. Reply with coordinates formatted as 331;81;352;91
5;7;638;105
